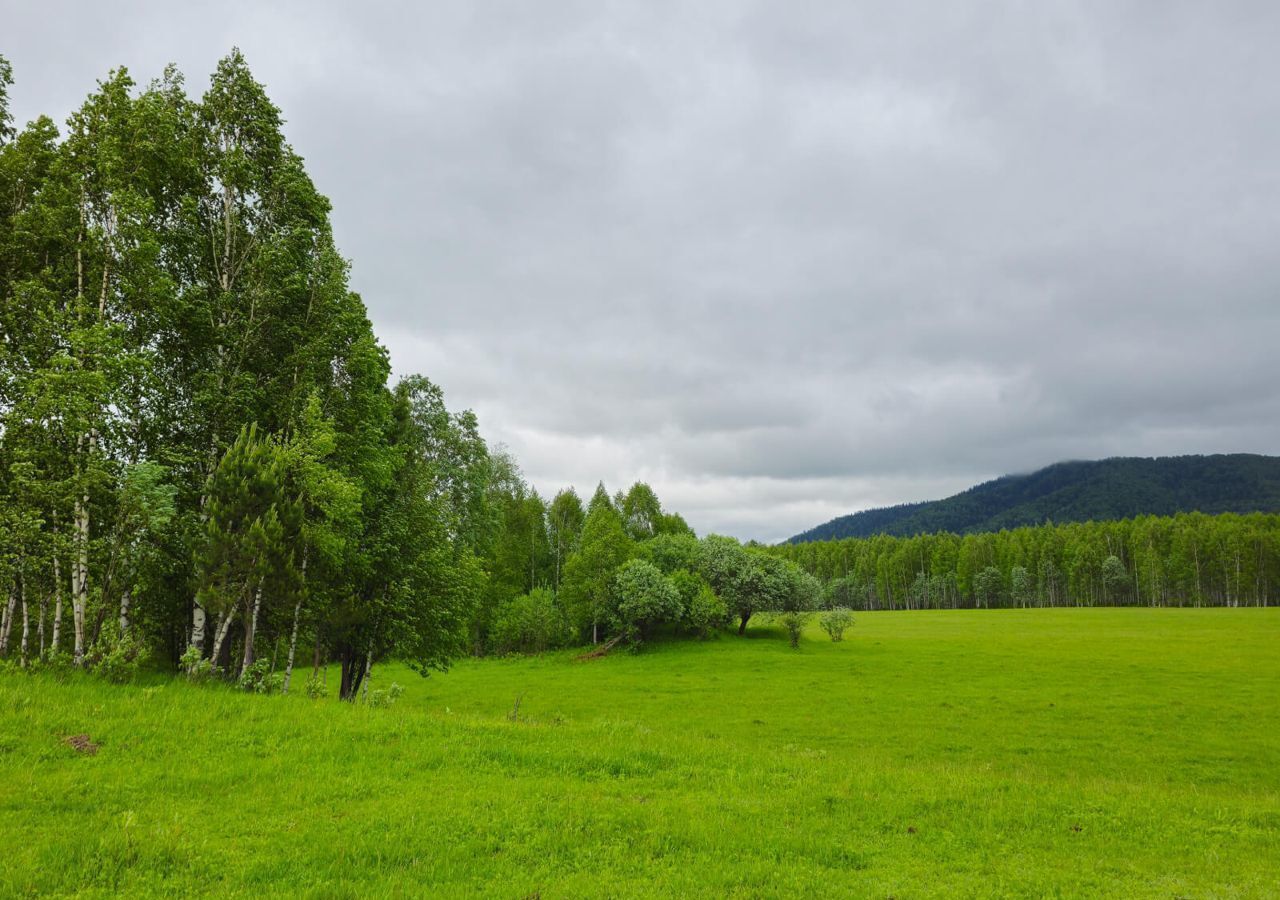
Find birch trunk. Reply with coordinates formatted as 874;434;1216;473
20;578;29;666
38;591;47;658
282;550;307;694
359;650;372;703
282;598;303;694
190;603;206;659
72;486;89;664
0;584;15;656
118;590;131;639
240;583;263;676
51;552;63;654
210;609;235;669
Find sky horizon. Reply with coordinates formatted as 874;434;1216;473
7;2;1279;542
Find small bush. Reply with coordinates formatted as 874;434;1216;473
84;624;145;684
238;659;283;694
685;580;727;638
779;611;811;649
491;589;572;654
304;672;329;699
366;682;403;709
820;608;854;642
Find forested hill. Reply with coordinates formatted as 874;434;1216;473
788;454;1280;542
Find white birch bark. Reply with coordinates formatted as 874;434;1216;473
38;591;46;658
190;604;206;657
282;550;307;694
210;609;235;669
51;552;63;654
241;583;262;676
118;589;131;639
0;585;14;656
72;482;89;664
359;650;372;703
19;579;29;666
282;598;303;694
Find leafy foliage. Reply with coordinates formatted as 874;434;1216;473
490;589;571;654
611;559;682;644
819;607;854;641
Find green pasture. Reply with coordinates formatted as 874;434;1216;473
2;608;1277;897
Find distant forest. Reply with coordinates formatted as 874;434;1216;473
789;454;1280;543
771;512;1279;609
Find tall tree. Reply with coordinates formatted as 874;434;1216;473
547;487;585;592
561;486;632;643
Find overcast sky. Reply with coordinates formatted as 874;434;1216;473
6;1;1279;541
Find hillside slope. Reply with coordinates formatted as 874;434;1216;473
789;453;1280;542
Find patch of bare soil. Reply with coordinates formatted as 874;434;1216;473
63;734;99;755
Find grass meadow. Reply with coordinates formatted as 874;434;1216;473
2;608;1278;897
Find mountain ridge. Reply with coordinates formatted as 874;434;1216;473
787;453;1280;543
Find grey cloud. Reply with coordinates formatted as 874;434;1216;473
6;0;1279;542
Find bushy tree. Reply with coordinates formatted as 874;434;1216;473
611;559;681;643
561;485;632;643
636;532;702;575
1010;565;1034;607
490;588;570;654
547;487;585;592
973;566;1004;609
1102;555;1130;604
194;424;299;674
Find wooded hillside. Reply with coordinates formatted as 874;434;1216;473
789;454;1280;542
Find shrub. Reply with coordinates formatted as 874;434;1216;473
180;645;221;682
366;682;404;709
238;659;283;694
84;623;145;684
820;607;854;642
779;611;811;649
304;672;329;699
491;588;572;654
685;580;728;638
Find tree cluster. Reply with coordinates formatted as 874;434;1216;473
771;512;1280;610
0;53;824;694
476;477;820;652
0;53;495;697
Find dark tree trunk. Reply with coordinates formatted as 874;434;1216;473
339;648;368;701
738;613;750;636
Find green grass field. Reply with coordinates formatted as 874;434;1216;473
2;609;1278;898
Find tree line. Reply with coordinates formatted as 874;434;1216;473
474;474;821;652
0;52;822;695
767;512;1280;610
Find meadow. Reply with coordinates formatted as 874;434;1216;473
2;608;1278;898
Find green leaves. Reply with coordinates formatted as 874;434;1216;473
610;558;682;643
197;423;297;619
561;492;632;640
0;54;13;144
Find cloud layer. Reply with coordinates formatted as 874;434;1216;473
8;1;1280;540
